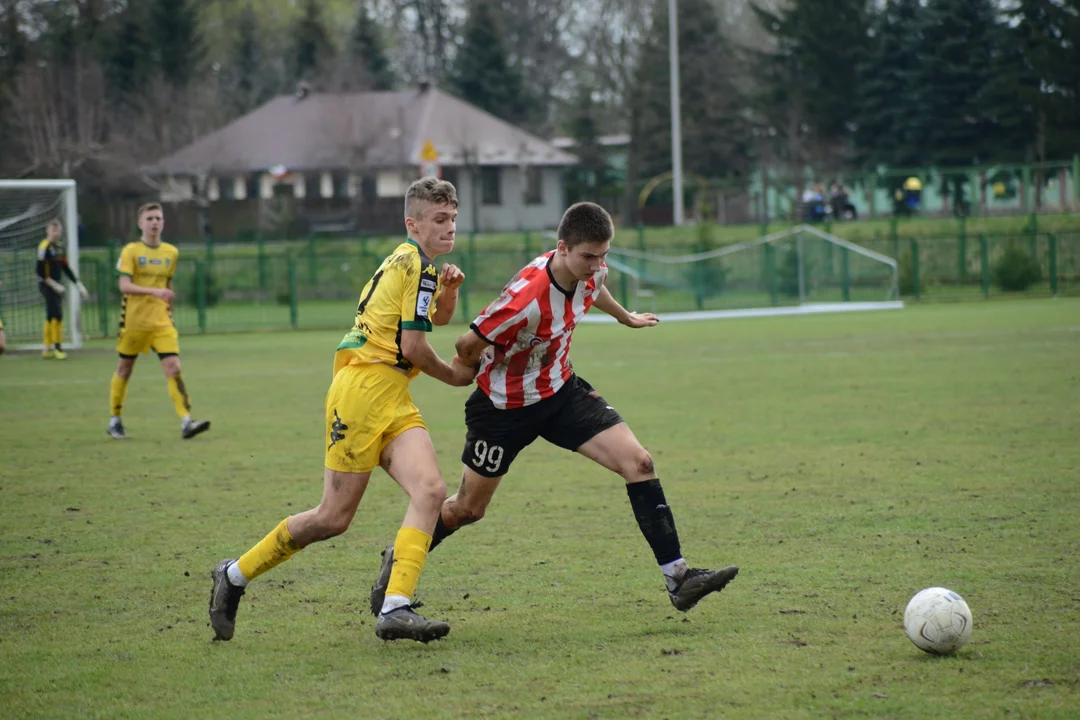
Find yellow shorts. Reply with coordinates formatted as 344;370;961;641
324;362;426;474
117;326;180;357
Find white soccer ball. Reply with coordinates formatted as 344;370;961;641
903;587;973;655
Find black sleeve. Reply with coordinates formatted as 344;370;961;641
36;259;47;282
61;260;78;283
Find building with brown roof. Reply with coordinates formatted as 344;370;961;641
147;83;577;236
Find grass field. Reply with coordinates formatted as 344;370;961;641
2;299;1079;719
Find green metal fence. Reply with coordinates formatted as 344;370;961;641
3;230;1078;345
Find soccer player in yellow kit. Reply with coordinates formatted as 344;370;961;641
209;177;476;644
107;203;210;440
37;218;90;359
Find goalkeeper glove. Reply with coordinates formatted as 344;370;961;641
46;279;65;295
77;282;90;300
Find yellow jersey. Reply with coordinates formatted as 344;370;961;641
116;240;179;331
334;240;440;379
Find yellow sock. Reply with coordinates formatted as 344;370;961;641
236;517;301;581
53;319;63;348
110;374;129;416
385;526;433;603
167;374;192;419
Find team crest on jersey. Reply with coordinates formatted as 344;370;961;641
138;256;147;266
529;336;544;348
165;258;171;267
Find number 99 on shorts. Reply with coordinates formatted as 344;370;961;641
470;440;504;475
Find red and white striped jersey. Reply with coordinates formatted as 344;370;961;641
471;251;607;409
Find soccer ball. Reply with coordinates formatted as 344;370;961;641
903;587;973;655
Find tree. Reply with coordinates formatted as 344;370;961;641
348;2;395;91
990;0;1080;162
632;0;750;183
148;0;201;88
913;0;1001;168
291;0;334;83
452;0;529;125
0;0;27;81
385;0;459;84
750;0;870;195
565;86;610;202
855;0;924;169
104;6;154;107
488;0;575;132
910;0;1002;210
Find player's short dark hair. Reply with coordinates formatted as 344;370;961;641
137;202;162;219
557;202;614;248
46;217;62;229
405;177;458;220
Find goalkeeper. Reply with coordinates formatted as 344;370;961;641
36;218;88;359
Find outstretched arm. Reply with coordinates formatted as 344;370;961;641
454;327;490;369
592;284;659;328
400;329;475;387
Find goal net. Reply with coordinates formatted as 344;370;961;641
0;180;83;348
598;225;901;320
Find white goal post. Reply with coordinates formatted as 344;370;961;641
0;179;83;348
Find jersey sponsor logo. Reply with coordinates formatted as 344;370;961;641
422;263;438;277
528;336;544;348
420;278;437;291
416;290;433;317
149;259;163;265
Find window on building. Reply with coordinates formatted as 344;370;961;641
219;176;236;200
333;171;350;199
524;166;543;205
481;166;501;205
247;173;261;199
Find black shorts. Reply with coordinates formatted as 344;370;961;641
40;285;63;320
461;375;624;478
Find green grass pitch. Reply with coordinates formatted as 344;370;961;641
1;299;1078;719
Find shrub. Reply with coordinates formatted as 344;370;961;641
992;243;1041;292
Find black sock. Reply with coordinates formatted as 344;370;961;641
428;513;456;552
626;478;682;565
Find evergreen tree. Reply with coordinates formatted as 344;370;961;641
991;0;1080;160
291;0;334;83
912;0;1001;168
566;85;608;200
148;0;201;88
854;0;924;168
349;2;395;91
0;0;27;80
231;2;278;112
452;0;529;125
753;0;870;144
105;6;154;106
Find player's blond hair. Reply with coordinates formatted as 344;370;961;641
557;202;613;249
137;202;163;219
405;177;458;220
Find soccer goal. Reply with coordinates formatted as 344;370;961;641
592;224;902;322
0;179;83;348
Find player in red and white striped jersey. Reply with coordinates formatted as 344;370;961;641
369;202;739;617
469;247;605;409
